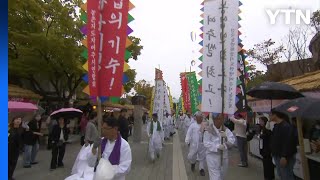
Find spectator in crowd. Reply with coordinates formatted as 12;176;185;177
80;111;89;146
230;114;248;167
270;109;297;180
118;109;129;141
29;114;43;165
85;112;98;145
9;116;23;180
258;116;275;180
50;117;70;170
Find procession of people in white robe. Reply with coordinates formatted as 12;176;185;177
66;110;236;180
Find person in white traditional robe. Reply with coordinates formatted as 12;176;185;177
169;113;176;136
185;111;207;176
163;113;170;140
204;113;235;180
147;113;164;162
177;113;185;130
88;117;132;180
184;112;192;135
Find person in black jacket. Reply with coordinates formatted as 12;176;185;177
8;116;23;180
118;109;129;141
50;117;70;170
128;115;134;136
270;110;297;180
258;116;275;180
29;114;43;165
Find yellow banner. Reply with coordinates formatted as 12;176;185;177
149;87;155;118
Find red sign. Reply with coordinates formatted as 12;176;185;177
180;73;191;113
155;68;163;80
88;0;129;97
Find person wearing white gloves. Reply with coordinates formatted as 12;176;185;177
88;117;132;180
146;113;164;162
204;113;235;180
185;111;207;176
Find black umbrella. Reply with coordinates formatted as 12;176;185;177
272;97;320;120
247;82;304;109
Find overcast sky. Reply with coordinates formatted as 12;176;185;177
128;0;319;98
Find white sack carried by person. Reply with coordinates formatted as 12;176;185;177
93;158;115;180
71;144;96;175
87;117;132;180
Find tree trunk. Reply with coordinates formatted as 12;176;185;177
133;105;143;143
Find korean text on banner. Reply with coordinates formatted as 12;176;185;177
202;0;238;114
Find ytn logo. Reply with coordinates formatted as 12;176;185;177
266;9;311;25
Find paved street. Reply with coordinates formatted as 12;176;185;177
14;125;269;180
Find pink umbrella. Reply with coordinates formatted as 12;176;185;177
50;108;83;119
8;101;38;112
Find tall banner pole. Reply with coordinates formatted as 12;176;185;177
220;0;226;166
97;97;102;160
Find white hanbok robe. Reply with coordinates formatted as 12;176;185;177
147;121;164;160
163;117;170;139
87;137;132;180
168;116;175;134
184;116;192;134
203;125;235;180
185;122;206;170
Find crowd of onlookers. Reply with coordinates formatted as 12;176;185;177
8;107;139;180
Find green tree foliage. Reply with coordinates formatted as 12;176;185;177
9;0;143;105
123;69;137;93
127;36;143;61
247;39;286;81
133;80;154;109
247;39;285;67
122;36;143;94
9;0;84;105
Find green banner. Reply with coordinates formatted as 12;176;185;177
186;72;199;114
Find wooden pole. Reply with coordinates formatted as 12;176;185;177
220;0;226;166
97;97;102;160
296;117;310;180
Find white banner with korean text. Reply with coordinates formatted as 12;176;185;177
153;80;165;122
202;0;238;114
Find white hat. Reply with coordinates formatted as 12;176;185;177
194;111;203;117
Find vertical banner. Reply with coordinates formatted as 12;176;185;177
180;73;191;113
235;51;248;113
153;80;165;122
87;0;100;96
164;83;171;115
202;0;238;114
153;68;165;122
168;86;174;113
186;72;200;114
149;86;155;118
100;0;130;96
87;0;130;97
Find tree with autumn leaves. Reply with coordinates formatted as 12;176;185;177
246;10;320;89
8;0;143;107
